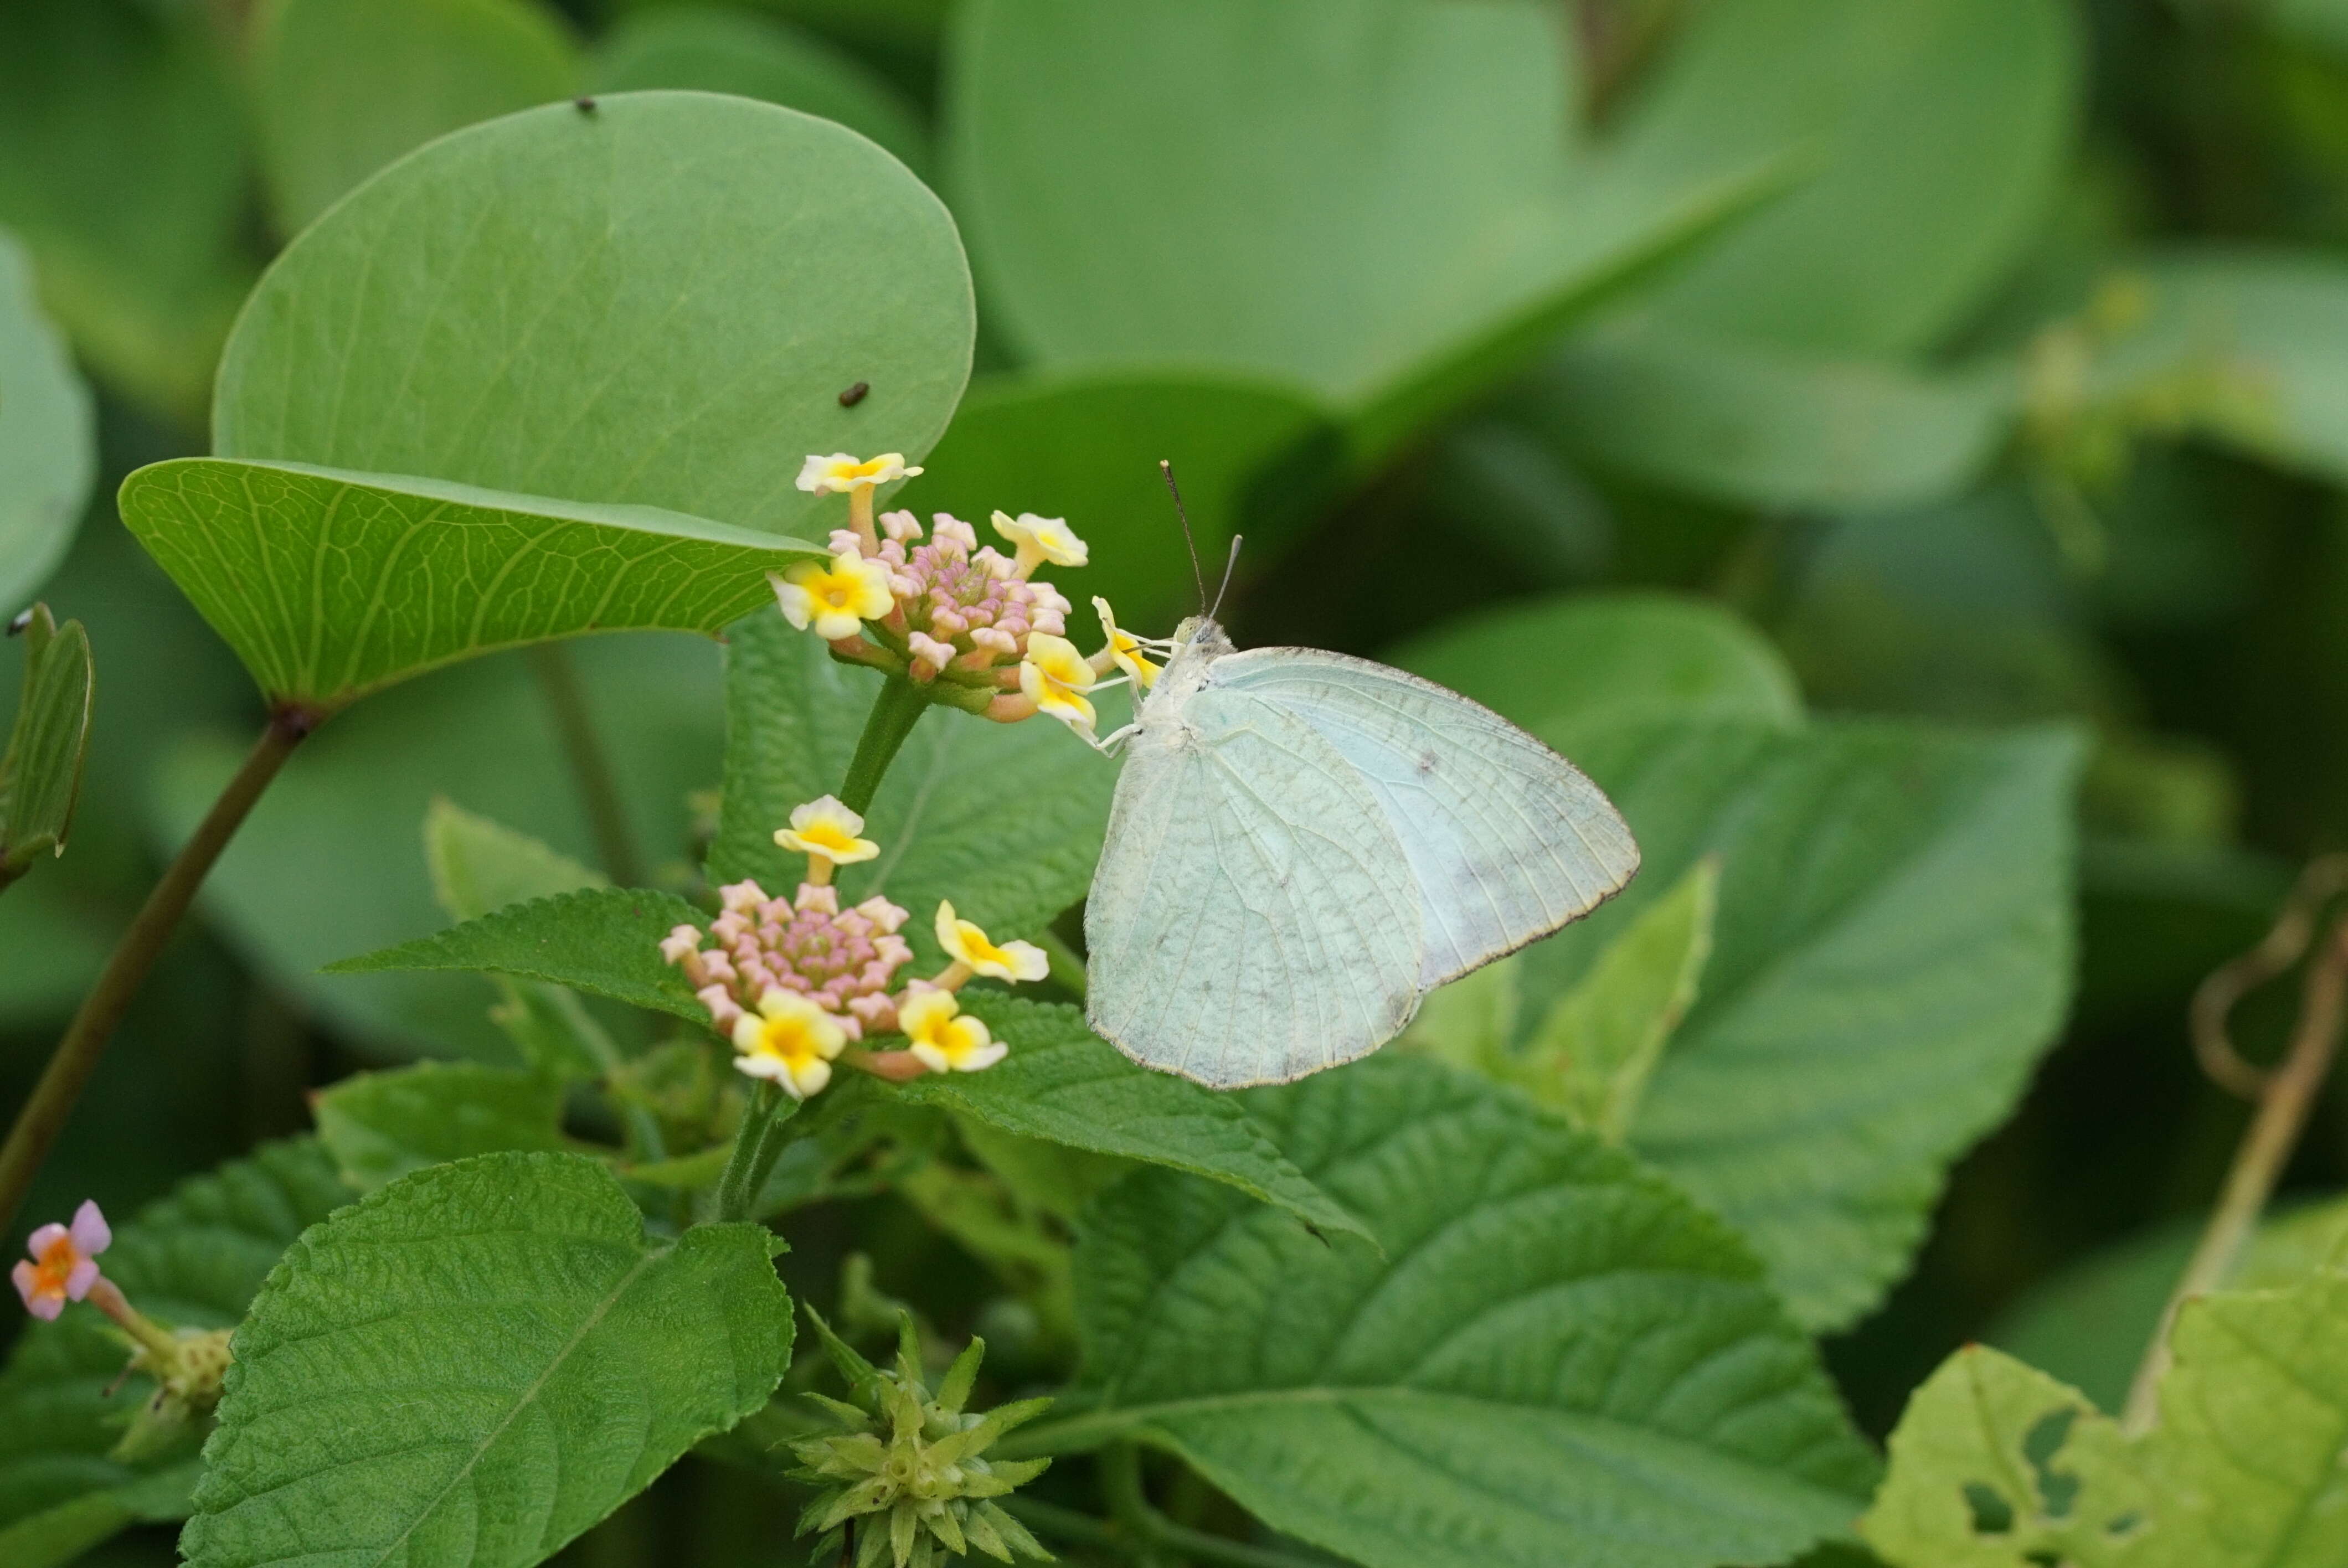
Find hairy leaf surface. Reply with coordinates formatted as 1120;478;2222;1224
1054;1057;1875;1568
0;1141;351;1559
182;1152;792;1568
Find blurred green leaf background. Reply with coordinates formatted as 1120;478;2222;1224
9;0;2348;1561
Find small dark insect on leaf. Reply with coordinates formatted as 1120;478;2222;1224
839;381;870;407
574;96;597;114
6;608;31;637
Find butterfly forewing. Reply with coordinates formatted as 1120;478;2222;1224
1085;684;1423;1087
1212;648;1640;984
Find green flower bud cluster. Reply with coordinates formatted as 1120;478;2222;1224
792;1309;1054;1568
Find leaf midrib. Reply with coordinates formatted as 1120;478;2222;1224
357;1244;665;1568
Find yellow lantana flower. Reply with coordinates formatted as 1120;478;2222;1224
731;989;847;1098
772;553;893;640
899;989;1006;1074
797;452;921;494
774;796;881;881
1019;632;1098;735
1093;597;1161;691
991;510;1089;577
934;900;1050;984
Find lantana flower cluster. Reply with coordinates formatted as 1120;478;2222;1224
773;452;1169;742
663;796;1049;1099
12;1199;236;1454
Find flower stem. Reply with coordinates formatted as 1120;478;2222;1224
0;712;310;1237
526;643;643;889
1018;1445;1322;1568
712;1082;802;1223
838;675;930;815
2121;905;2348;1433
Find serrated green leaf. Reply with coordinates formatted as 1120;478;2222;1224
1986;1195;2348;1414
1870;1270;2348;1567
591;7;929;177
1531;316;2014;510
1862;1346;2149;1568
1520;855;1717;1141
0;0;255;419
1402;599;2081;1328
214;91;972;538
313;1061;569;1192
152;636;720;1059
119;458;820;714
0;1140;353;1554
890;996;1365;1242
425;796;606;924
713;610;1118;966
1044;1056;1875;1568
252;0;579;239
899;370;1337;631
949;0;1774;460
181;1152;794;1568
1619;0;2079;355
327;885;712;1024
2144;1272;2348;1564
0;228;94;610
0;604;93;888
1544;720;2082;1329
1389;592;1801;754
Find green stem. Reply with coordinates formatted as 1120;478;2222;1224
2122;914;2348;1432
712;1082;802;1223
527;642;644;888
838;675;931;815
0;712;308;1236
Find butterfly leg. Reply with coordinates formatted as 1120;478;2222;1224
1089;721;1140;756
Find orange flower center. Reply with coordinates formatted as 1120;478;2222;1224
29;1234;77;1296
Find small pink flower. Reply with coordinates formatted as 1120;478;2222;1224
13;1200;109;1321
660;877;916;1062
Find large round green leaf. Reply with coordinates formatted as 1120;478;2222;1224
897;370;1336;630
591;7;931;177
251;0;582;238
948;0;1765;450
118;458;819;713
1616;0;2078;355
214;91;974;535
0;230;92;614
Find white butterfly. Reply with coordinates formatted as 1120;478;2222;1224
1084;615;1639;1088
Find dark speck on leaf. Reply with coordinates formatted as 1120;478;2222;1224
839;380;871;407
574;96;596;114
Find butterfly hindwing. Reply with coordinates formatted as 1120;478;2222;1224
1209;647;1639;985
1085;685;1423;1087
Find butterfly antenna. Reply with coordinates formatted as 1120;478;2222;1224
1211;534;1243;621
1161;460;1207;613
